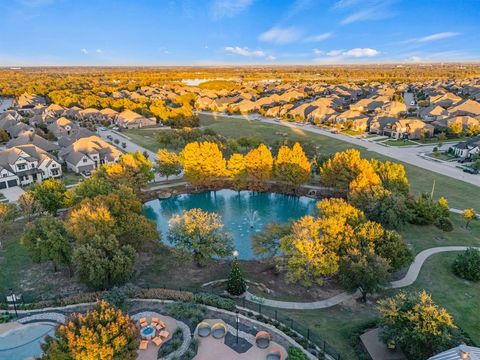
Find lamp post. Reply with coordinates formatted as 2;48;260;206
232;249;239;259
9;288;18;318
236;310;240;344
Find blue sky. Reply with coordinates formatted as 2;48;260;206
1;0;479;66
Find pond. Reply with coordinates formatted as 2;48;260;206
0;98;14;113
143;190;317;259
0;322;55;360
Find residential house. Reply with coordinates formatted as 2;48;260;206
419;105;449;122
428;344;480;360
369;116;400;135
389;119;435;140
433;115;480;131
449;99;480;118
7;133;60;153
451;135;480;158
0;144;62;188
381;101;407;116
17;93;46;109
335;110;370;131
59;135;122;174
429;92;462;108
47;117;80;138
79;108;104;122
116;109;156;129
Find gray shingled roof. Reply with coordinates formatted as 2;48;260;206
428;345;480;360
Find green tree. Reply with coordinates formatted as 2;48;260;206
252;222;291;258
29;179;69;215
72;175;113;203
167;208;233;266
21;217;73;272
73;234;136;290
0;203;18;248
452;247;480;281
0;129;9;143
374;230;413;270
226;257;246;296
378;291;459;359
339;249;391;302
157;149;182;180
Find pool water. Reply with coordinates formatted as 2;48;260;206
142;327;154;335
0;323;55;360
143;190;317;259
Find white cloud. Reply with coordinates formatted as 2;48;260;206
336;0;395;25
326;49;343;56
224;46;267;57
405;56;423;63
211;0;253;19
259;27;301;45
304;32;332;43
342;48;379;57
95;49;103;54
80;48;88;55
413;32;459;43
314;47;380;63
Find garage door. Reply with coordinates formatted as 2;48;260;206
0;181;5;189
7;179;18;187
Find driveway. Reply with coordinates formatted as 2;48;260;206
0;186;25;203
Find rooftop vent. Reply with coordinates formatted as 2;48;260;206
459;345;470;360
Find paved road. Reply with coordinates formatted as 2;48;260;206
198;112;479;187
97;129;183;182
259;118;480;187
245;246;480;310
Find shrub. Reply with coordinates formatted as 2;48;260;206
435;217;454;232
193;293;236;311
178;337;199;360
134;288;193;302
103;284;137;309
452;248;480;281
287;347;309;360
166;302;206;329
158;327;183;357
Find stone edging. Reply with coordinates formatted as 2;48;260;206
131;310;191;360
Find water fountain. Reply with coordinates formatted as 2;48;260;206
245;209;259;228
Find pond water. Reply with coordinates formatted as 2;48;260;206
0;323;55;360
0;98;14;113
143;190;317;259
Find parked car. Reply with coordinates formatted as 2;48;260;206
463;167;479;174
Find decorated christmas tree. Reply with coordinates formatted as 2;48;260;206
226;257;246;296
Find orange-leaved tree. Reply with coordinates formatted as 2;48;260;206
41;300;139;360
244;144;273;190
274;142;311;189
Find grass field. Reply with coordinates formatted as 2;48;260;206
122;127;169;153
382;139;418;146
62;171;84;186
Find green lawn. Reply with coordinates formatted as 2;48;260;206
382;139;418;146
62;171;84;186
122;127;169;153
122;113;479;209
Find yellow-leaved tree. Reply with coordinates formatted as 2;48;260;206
41;300;139;360
180;141;227;187
274;142;311;189
227;153;248;190
244;144;273;190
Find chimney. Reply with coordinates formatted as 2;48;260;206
459;345;470;360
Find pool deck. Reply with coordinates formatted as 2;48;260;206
0;321;21;336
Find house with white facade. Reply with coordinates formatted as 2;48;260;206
0;145;62;188
58;135;122;174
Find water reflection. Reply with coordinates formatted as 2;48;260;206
143;189;316;259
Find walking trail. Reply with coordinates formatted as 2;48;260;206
244;246;480;310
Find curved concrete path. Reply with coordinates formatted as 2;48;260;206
245;246;480;310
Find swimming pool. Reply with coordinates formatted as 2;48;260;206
143;189;316;259
0;323;55;360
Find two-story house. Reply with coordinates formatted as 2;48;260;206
0;145;62;188
58;135;122;174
